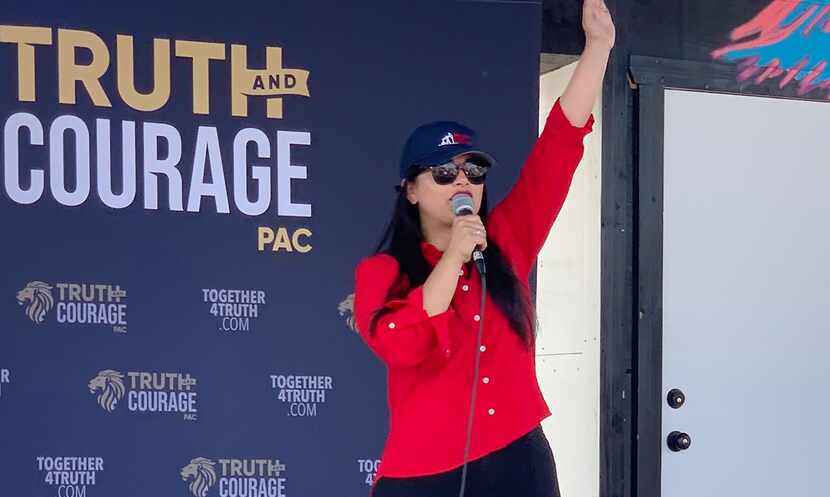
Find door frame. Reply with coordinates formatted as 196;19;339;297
626;55;828;497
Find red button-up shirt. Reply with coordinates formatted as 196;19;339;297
354;98;594;486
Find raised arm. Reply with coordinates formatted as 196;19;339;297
561;0;615;127
487;0;614;277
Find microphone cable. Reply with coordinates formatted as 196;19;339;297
458;258;486;497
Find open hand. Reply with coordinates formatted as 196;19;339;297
582;0;616;50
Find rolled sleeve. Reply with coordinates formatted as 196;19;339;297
354;256;453;368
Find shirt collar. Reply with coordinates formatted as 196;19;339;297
420;241;443;265
419;241;471;279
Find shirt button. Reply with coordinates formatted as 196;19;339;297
473;314;481;322
488;408;496;416
388;322;396;329
482;377;490;384
458;269;464;276
479;345;486;352
462;284;469;292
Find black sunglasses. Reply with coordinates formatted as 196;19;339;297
416;161;490;185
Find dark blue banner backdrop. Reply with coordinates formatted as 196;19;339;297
0;1;542;496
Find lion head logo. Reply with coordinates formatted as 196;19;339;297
88;369;125;413
338;293;357;332
16;281;54;324
181;457;217;497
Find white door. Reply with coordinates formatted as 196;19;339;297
660;89;829;496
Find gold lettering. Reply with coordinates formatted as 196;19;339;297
0;25;52;102
58;29;112;107
292;228;312;253
257;226;275;251
231;44;284;119
271;227;293;252
258;227;313;253
175;40;225;115
116;35;171;112
3;25;309;117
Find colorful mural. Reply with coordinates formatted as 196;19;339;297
712;0;830;98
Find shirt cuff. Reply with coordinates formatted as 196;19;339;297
545;97;595;140
390;286;453;359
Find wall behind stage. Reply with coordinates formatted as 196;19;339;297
0;1;542;496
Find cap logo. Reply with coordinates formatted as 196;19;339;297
438;132;471;147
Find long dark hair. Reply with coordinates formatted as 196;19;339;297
370;176;537;350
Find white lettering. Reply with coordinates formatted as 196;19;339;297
4;112;45;204
188;126;229;213
219;477;286;497
56;302;127;325
276;130;310;217
49;115;91;206
233;128;270;216
358;459;381;473
143;121;183;211
1;114;313;217
127;390;197;413
96;119;137;209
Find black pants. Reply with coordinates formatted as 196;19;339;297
371;425;562;497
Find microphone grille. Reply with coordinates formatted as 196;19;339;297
451;193;474;216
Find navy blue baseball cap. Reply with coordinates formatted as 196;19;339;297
398;120;496;180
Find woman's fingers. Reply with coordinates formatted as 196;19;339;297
462;223;486;240
475;235;488;251
449;215;488;262
457;216;485;231
582;0;615;49
465;225;487;250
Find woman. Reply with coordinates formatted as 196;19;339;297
354;2;615;496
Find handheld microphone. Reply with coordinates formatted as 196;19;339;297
451;193;486;275
450;192;488;497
